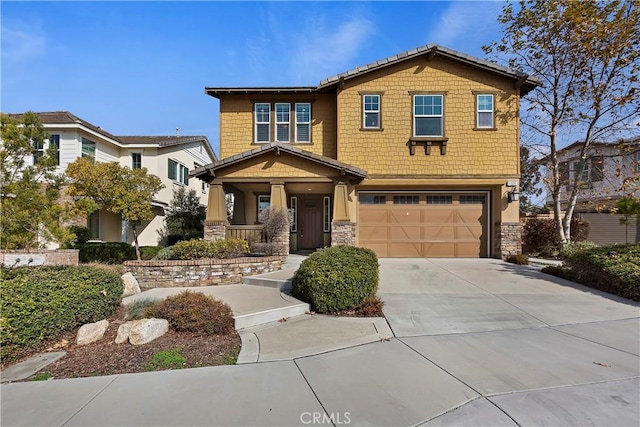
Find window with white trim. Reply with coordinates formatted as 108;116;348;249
81;137;96;160
88;211;100;239
295;103;311;142
413;95;443;137
572;161;590;183
363;94;380;129
275;103;290;142
33;140;45;164
49;134;60;165
323;196;331;232
476;94;494;128
168;159;189;185
255;103;270;143
131;153;142;169
290;196;298;232
257;195;271;219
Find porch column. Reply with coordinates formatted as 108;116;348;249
269;182;287;208
269;182;290;256
331;182;356;246
204;184;228;241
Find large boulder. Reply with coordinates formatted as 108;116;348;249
121;272;141;297
115;322;133;344
76;319;109;345
128;318;169;345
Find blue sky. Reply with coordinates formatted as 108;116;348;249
2;1;506;156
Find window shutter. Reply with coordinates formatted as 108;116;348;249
590;156;604;182
559;161;570;185
168;159;177;180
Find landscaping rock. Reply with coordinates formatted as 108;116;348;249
128;318;169;345
76;319;109;345
115;322;133;344
121;272;141;297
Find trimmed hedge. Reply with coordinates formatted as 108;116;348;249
77;242;136;264
1;266;124;363
291;246;379;313
564;244;640;302
140;246;163;260
172;238;249;260
523;217;590;256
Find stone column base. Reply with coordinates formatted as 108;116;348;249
204;220;228;241
331;221;356;246
495;222;522;258
271;229;290;256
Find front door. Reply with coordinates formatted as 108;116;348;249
297;194;324;249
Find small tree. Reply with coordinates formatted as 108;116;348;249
0;112;72;249
165;187;206;242
614;196;640;244
65;158;164;260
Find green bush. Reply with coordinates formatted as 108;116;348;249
291;246;379;313
77;242;136;264
172;238;249;260
558;241;598;260
564;244;640;301
522;217;590;256
1;266;123;363
140;246;163;260
145;291;235;335
68;225;92;246
541;265;565;278
153;246;175;260
506;254;529;265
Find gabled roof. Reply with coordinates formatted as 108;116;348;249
205;44;542;98
191;142;367;180
556;137;639;155
8;111;121;142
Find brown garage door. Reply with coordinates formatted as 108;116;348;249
358;193;488;258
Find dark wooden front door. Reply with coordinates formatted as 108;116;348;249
298;194;324;249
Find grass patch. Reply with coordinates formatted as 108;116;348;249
144;348;186;371
28;372;52;381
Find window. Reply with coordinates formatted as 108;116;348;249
393;195;419;205
460;195;485;204
255;103;270;143
573;161;589;183
295;103;311;143
33;140;45;164
290;196;298;232
194;163;205;192
257;195;271;219
49;135;60;165
363;95;380;129
359;195;386;204
88;211;100;239
323;196;331;232
414;95;443;137
275;103;290;142
426;195;452;204
168;159;188;185
131;153;142;169
81;138;96;160
476;94;494;128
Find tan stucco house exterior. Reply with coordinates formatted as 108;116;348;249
192;45;540;258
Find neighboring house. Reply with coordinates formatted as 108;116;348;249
543;138;640;244
192;44;540;258
9;111;216;246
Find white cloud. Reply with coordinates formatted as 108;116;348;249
1;24;46;65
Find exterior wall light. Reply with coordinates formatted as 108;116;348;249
508;189;521;203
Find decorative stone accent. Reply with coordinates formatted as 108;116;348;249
204;220;227;241
76;319;109;346
124;256;285;289
271;229;290;256
121;272;141;297
331;221;356;246
128;318;169;345
496;222;522;258
0;250;79;267
115;322;133;344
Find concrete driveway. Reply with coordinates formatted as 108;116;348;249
379;258;640;426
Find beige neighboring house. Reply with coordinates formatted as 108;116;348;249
10;111;216;246
544;138;640;244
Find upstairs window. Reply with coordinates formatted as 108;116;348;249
49;134;60;165
131;153;142;169
168;159;188;185
255;103;270;143
295;103;311;143
275;103;290;142
476;94;494;129
572;160;590;183
413;95;443;137
81;137;96;161
363;94;380;129
33;140;45;164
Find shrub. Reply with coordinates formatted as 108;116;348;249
123;299;157;321
250;242;279;255
291;246;379;313
144;349;186;371
77;242;136;264
506;254;529;265
67;225;92;246
1;265;123;363
522;217;590;256
172;239;249;260
563;244;640;301
144;291;235;335
558;241;598;260
258;206;289;241
154;246;175;260
140;246;163;260
541;265;565;278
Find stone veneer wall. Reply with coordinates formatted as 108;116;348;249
204;221;227;241
495;222;522;258
123;256;284;290
0;250;79;267
331;221;356;246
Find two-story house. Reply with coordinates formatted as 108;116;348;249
11;111;216;246
192;45;540;258
544;138;639;244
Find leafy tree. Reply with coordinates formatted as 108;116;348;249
165;187;206;242
615;195;640;243
519;146;543;213
65;157;164;260
0;112;72;249
485;0;640;244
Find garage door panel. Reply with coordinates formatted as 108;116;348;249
423;226;455;240
456;243;482;257
456;226;483;240
390;210;422;223
366;243;389;258
389;243;423;257
389;225;422;240
423;243;456;257
359;225;388;241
